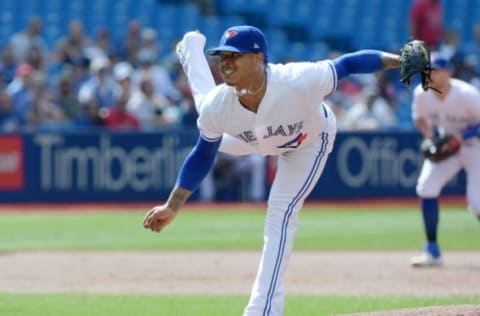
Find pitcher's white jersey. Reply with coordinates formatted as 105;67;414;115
197;61;337;156
412;78;480;137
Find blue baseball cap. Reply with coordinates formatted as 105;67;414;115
430;52;452;70
207;25;268;62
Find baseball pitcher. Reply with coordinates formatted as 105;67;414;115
144;26;430;315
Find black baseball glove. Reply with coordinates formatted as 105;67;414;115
420;135;461;162
399;40;432;91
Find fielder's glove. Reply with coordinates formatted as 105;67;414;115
420;135;461;162
399;40;432;91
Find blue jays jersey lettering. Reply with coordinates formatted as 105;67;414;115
263;121;304;139
198;61;337;155
236;130;257;143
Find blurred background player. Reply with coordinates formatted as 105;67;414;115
410;52;480;267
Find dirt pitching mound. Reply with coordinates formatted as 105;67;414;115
0;250;478;315
339;305;480;316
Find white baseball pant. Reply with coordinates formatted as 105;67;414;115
416;140;480;215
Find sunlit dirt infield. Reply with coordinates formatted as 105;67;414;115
0;250;479;315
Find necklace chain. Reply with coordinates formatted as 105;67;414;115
236;71;267;96
246;73;266;95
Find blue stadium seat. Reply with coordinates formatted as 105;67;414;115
154;5;181;32
44;25;62;50
109;2;131;40
0;0;16;11
0;23;14;46
307;2;336;40
288;41;310;61
308;41;330;61
177;4;203;33
64;1;89;30
200;15;247;44
216;0;268;16
201;16;224;35
220;15;247;29
266;0;315;33
215;0;247;14
46;0;66;9
0;8;14;26
444;0;471;42
265;28;289;63
4;0;477;74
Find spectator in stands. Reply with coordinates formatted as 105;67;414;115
27;72;68;131
121;20;143;65
69;56;91;95
113;61;134;96
343;87;397;130
325;93;348;130
131;48;181;104
54;68;83;121
438;28;461;60
102;89;140;131
56;19;91;65
173;62;198;127
85;27;117;62
6;63;35;128
163;38;184;80
409;0;444;50
376;72;398;108
74;98;104;129
139;27;160;58
439;29;468;81
78;56;120;109
25;45;46;73
127;73;180;130
0;45;17;85
0;90;19;132
9;16;48;63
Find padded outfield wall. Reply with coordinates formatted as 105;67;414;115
0;129;465;202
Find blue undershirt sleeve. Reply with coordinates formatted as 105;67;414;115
462;123;480;139
176;135;222;191
333;50;383;80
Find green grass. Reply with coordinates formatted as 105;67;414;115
0;206;478;251
0;293;478;316
297;206;480;250
0;204;479;315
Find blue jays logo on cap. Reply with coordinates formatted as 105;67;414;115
207;25;268;62
225;30;238;39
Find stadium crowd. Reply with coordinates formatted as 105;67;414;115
0;17;204;133
2;11;480;135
